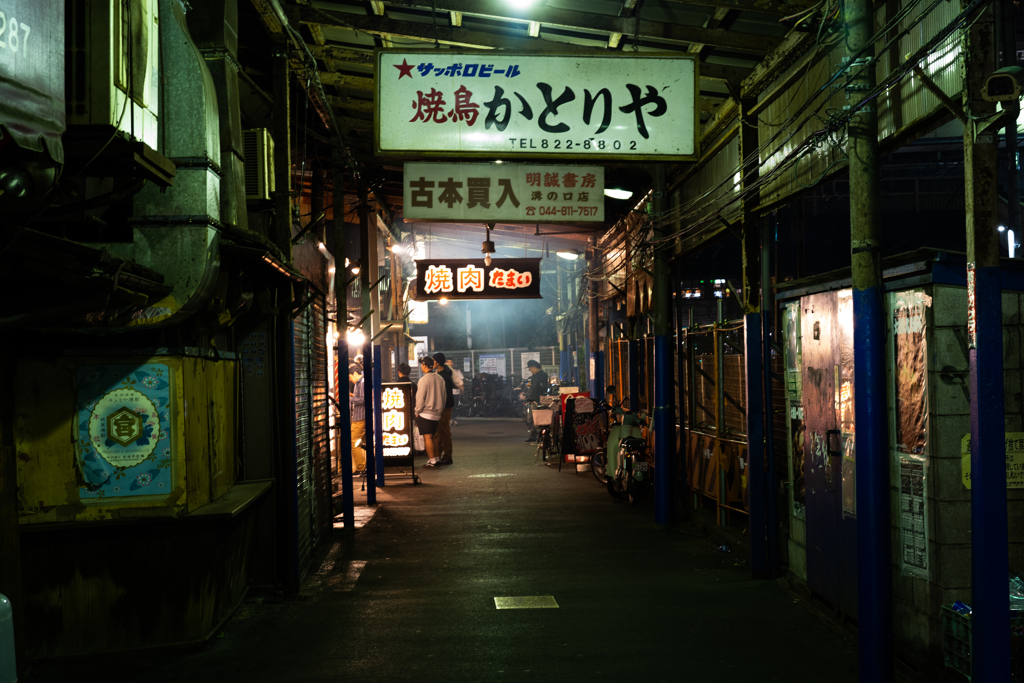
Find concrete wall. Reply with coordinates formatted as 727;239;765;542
891;284;1024;665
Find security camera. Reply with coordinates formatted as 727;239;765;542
983;66;1024;102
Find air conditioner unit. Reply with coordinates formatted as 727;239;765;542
66;0;160;149
242;128;275;201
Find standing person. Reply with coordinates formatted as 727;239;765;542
433;353;455;465
446;359;465;426
416;357;446;467
349;362;366;474
522;359;549;443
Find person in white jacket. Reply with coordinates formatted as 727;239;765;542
416;357;447;467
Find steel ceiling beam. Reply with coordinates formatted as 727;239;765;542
289;4;781;53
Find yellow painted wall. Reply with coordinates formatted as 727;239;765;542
15;355;238;524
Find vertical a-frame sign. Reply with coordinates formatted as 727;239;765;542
380;382;415;467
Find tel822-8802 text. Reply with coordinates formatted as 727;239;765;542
508;137;639;152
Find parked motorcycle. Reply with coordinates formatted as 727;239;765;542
604;413;649;506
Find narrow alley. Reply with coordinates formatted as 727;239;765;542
31;420;869;683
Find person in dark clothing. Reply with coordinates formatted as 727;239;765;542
433;352;455;465
398;362;424;458
525;360;548;402
522;360;549;442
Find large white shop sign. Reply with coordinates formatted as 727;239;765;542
402;162;604;222
377;51;698;160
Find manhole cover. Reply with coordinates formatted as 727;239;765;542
468;473;516;478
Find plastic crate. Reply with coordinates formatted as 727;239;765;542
941;605;1024;680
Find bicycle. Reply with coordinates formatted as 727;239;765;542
529;397;561;464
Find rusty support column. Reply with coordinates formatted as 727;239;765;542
740;95;768;578
845;0;893;675
964;4;1011;679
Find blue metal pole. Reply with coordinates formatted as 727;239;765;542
853;285;892;680
653;335;673;525
970;265;1010;681
337;339;354;530
363;340;376;505
744;312;767;578
373;344;385;488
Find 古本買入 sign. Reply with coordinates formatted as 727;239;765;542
377;51;697;160
403;162;604;222
413;258;541;301
381;382;414;467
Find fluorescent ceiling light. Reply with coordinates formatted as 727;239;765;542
604;188;632;200
556;249;580;260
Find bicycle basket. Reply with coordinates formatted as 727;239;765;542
533;408;554;426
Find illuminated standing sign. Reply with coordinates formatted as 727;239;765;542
380;383;414;467
377;51;698;161
413;258;542;301
403;162;604;222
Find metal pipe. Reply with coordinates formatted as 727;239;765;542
1001;0;1020;251
964;4;1011;679
762;211;780;576
334;215;355;529
588;241;604;400
284;312;301;592
846;0;893;675
373;345;385;488
363;340;376;504
271;51;292;258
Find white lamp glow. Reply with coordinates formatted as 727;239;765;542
604;188;632;200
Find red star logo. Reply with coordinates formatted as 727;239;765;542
394;58;415;79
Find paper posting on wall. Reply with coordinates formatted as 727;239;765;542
960;433;1024;488
899;456;929;577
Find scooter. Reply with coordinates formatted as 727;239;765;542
605;413;649;506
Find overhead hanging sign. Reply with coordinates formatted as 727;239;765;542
413;258;541;301
377;51;698;160
403;162;605;222
380;382;414;467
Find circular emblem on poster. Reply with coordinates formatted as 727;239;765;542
88;387;161;468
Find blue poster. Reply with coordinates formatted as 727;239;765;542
76;364;174;500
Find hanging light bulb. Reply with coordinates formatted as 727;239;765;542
484;254;492;267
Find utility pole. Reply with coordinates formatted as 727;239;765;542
652;165;676;526
739;94;768;579
332;152;354;531
846;0;892;676
963;2;1011;679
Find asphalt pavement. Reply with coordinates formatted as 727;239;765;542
28;418;878;683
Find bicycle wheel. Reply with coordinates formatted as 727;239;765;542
591;450;608;483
